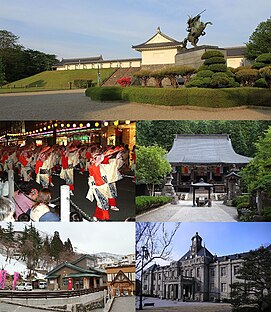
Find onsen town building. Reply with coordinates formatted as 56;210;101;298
142;232;255;302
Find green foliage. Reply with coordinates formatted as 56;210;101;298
136;145;171;196
209;72;231;88
50;231;64;262
232;195;250;207
235;68;259;86
85;86;122;100
201;50;225;59
136;121;271;157
197;70;214;78
255;53;271;65
208;63;228;72
197;64;209;71
230;246;271;311
86;86;271;108
186;77;211;88
254;78;268;88
0;30;22;49
0;57;5;86
136;196;171;213
204;57;226;65
245;18;271;60
262;207;271;221
241;127;271;196
259;66;271;88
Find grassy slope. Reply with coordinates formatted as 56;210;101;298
3;68;115;90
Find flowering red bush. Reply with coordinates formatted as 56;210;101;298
117;76;131;87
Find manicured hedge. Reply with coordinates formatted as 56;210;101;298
136;196;172;214
85;86;122;101
85;86;271;107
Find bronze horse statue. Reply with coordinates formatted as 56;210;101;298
183;10;212;48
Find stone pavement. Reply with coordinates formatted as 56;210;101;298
110;296;135;312
136;297;232;311
0;90;271;120
136;200;238;222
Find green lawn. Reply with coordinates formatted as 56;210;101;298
2;68;115;92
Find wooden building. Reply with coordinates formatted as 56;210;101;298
167;134;251;193
106;265;136;296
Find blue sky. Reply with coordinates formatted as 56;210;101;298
1;0;270;60
143;222;271;265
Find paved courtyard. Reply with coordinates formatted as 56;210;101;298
136;297;232;311
0;90;270;120
136;200;238;222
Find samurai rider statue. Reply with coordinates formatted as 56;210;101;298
183;9;212;48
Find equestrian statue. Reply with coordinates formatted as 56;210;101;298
183;9;212;48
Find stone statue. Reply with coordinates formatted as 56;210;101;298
183;10;212;48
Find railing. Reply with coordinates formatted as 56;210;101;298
0;287;107;299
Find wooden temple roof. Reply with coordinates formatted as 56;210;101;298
167;134;252;165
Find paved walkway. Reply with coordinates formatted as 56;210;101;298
111;296;135;312
0;90;270;120
136;297;231;311
136;201;238;222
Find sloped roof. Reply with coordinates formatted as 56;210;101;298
179;246;214;261
71;254;96;266
45;262;99;278
132;27;183;51
167;134;252;165
225;46;246;57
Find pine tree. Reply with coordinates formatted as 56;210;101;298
50;231;64;263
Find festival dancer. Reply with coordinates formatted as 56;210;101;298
60;144;79;195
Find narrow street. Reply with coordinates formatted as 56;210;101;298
111;296;135;312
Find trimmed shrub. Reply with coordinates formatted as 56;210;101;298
186;77;211;88
252;62;266;69
85;86;122;101
197;70;214;78
136;196;172;213
204;57;226;65
235;68;259;86
197;64;209;71
210;73;231;88
201;50;225;59
86;86;271;107
259;66;271;88
73;79;93;88
255;53;271;64
254;78;268;88
208;63;228;72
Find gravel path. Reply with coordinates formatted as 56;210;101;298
0;90;270;120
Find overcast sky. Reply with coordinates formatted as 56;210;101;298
141;222;271;266
0;222;135;256
1;0;270;59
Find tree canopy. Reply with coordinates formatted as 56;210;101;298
245;18;271;60
136;145;172;196
230;246;271;311
241;126;271;197
0;29;58;83
136;121;271;158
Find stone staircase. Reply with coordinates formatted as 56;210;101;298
102;67;140;86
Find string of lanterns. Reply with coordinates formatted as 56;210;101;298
0;120;131;140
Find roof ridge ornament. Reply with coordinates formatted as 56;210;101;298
157;26;161;33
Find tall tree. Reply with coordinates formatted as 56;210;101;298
136;145;172;196
136;222;181;310
230;246;271;311
0;30;22;49
50;231;64;263
245;18;271;60
0;57;5;86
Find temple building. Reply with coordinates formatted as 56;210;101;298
167;134;251;193
142;232;259;302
